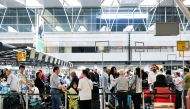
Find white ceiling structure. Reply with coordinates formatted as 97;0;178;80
0;0;189;8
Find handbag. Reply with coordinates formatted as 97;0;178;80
110;87;115;92
110;77;122;92
129;75;137;94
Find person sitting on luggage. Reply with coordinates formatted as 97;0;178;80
153;74;168;88
68;82;79;109
113;69;129;109
153;74;171;102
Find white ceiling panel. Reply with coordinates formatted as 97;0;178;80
120;0;143;6
43;0;62;7
0;0;188;8
0;0;25;8
159;0;176;7
80;0;101;7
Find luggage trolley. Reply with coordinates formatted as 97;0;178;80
153;87;175;109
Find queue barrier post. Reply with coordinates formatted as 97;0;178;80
142;92;145;109
65;92;67;109
25;92;29;109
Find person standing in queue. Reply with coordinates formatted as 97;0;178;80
177;68;190;109
148;64;160;91
102;67;109;103
174;72;183;109
131;67;142;109
34;71;45;99
6;69;19;92
0;68;8;82
17;65;34;107
114;69;129;109
17;65;33;88
78;69;93;109
50;66;67;109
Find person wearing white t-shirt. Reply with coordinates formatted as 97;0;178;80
174;72;183;109
78;69;93;109
148;65;160;91
6;69;19;92
17;65;33;92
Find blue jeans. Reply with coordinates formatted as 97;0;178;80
50;89;62;109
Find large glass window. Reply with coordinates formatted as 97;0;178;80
5;9;16;16
18;17;31;24
3;17;17;24
0;7;189;32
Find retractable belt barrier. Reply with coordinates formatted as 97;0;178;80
0;88;183;109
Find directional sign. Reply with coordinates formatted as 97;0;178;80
17;51;26;61
177;41;189;51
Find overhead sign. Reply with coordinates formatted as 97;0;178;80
38;53;43;61
155;23;179;36
30;49;36;59
177;41;189;51
17;51;26;61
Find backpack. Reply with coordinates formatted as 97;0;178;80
3;93;21;109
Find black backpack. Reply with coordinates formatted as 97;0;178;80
3;93;21;109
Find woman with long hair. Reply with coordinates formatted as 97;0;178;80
131;67;142;109
68;71;79;90
108;67;117;88
34;71;45;99
108;67;117;106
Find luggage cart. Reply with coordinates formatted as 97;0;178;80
153;87;175;109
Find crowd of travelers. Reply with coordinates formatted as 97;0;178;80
0;64;190;109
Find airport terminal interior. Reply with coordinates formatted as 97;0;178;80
0;0;190;109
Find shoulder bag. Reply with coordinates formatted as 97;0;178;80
129;75;137;94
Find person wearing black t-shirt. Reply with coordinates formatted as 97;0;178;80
34;71;45;99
